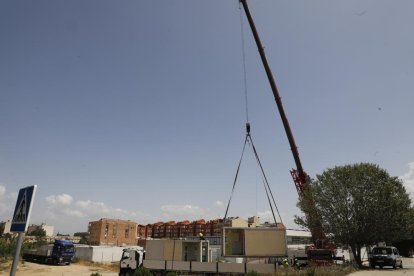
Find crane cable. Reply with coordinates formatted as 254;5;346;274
223;2;283;225
249;135;284;225
223;3;249;222
239;2;249;123
223;124;283;225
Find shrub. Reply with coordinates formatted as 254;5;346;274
133;267;153;276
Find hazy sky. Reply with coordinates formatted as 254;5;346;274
1;0;413;235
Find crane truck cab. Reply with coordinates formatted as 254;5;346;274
119;247;145;276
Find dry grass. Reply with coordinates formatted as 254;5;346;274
75;259;119;272
270;265;358;275
0;258;119;273
0;258;11;272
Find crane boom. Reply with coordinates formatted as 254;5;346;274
239;0;307;194
239;0;325;244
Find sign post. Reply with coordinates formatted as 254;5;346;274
10;185;37;276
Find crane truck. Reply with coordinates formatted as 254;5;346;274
239;0;337;265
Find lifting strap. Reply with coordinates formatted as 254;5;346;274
223;123;283;226
223;5;283;226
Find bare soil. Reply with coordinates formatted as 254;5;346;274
0;260;118;276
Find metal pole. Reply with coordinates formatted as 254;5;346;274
172;239;176;270
10;232;25;276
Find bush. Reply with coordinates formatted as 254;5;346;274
90;273;101;276
133;267;153;276
0;237;17;259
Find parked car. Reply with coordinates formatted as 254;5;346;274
369;246;403;269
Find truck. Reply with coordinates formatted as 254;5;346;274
22;240;75;265
119;247;145;276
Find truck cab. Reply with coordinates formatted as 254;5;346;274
119;248;145;276
52;240;75;265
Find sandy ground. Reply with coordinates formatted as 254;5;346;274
1;258;414;275
0;261;118;276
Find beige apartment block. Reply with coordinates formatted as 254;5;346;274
0;220;12;235
27;223;54;237
224;217;248;228
88;218;138;246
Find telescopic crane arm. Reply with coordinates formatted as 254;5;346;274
239;0;306;194
239;0;325;244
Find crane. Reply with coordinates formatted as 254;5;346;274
238;0;327;249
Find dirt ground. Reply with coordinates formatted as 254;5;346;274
1;258;413;275
0;260;118;276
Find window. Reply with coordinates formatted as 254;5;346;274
125;228;129;238
62;246;75;253
105;224;109;238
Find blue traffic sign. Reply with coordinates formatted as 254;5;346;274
10;185;37;233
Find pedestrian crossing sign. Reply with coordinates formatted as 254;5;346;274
10;185;37;233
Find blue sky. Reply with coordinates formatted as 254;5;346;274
1;0;413;235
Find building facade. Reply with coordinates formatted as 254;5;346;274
27;223;54;237
135;216;276;240
0;220;12;236
88;218;138;246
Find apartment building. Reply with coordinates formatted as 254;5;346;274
88;218;137;246
223;217;248;228
152;222;165;239
135;216;282;241
205;219;223;236
189;219;206;236
164;221;175;238
176;220;191;238
0;220;12;236
27;223;54;237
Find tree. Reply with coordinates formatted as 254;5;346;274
29;227;47;248
74;232;89;244
296;163;412;267
30;228;46;238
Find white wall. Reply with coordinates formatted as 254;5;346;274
42;225;54;237
75;245;143;263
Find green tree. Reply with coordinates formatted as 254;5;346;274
29;228;47;248
296;163;412;267
74;232;89;244
30;228;46;239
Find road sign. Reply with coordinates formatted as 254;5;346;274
10;185;37;233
